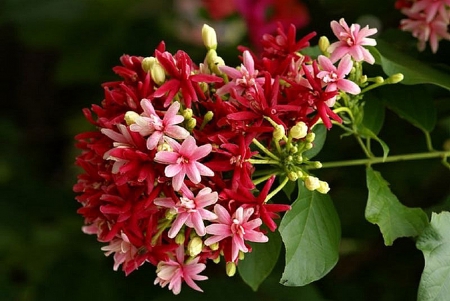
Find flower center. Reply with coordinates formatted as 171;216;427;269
178;197;196;212
323;71;338;83
231;219;245;236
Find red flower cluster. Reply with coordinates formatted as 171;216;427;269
74;21;371;294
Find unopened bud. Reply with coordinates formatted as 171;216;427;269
290;121;308;139
304;176;320;191
186;117;197;131
226;262;236;277
288;171;299;181
374;76;384;84
305;142;313;150
319;36;330;55
187;237;203;257
312;161;322;169
124;111;140;125
305;132;315;142
175;232;185;245
273;124;285;141
238;251;245;260
202;24;218;50
211;56;225;75
141;56;156;73
386;73;404;84
150;60;166;85
212;255;221;264
183;108;193;120
209;242;219;251
317;181;330;194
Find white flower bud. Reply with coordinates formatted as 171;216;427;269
124;111;140;125
202;24;218;50
273;124;285;141
317;181;330;194
290;122;308;139
304;176;320;191
187;237;203;257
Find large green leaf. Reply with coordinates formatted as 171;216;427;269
303;124;327;159
369;40;450;90
278;181;341;286
238;229;282;291
365;167;429;246
380;84;436;132
417;211;450;301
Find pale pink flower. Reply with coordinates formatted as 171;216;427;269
317;54;361;95
328;18;378;64
154;186;218;238
130;99;189;150
154;136;214;191
204;204;268;262
216;50;266;96
401;10;450;53
406;0;450;23
101;232;140;272
154;245;207;295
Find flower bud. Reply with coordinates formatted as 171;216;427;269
290;121;308;139
124;111;140;125
187;237;203;257
312;161;322;169
175;232;185;245
386;73;404;84
150;60;166;86
238;251;245;260
305;132;315;142
210;56;225;75
319;36;330;55
202;24;218;50
317;181;330;194
288;171;299;181
186;118;197;131
305;142;313;150
273;124;285;141
226;262;236;277
183;108;193;120
209;242;219;251
141;56;156;73
304;176;320;191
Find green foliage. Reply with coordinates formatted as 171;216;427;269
417;212;450;301
238;229;282;291
369;40;450;90
380;84;437;133
278;181;341;286
365;167;429;246
362;93;385;135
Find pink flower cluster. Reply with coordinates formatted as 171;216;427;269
74;19;375;294
397;0;450;53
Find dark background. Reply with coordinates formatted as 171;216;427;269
1;0;449;300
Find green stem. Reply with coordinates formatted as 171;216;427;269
308;151;450;170
355;134;374;158
423;130;434;151
264;176;289;203
248;158;281;165
252;138;280;161
253;173;277;186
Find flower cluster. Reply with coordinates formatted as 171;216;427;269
74;19;377;294
396;0;450;53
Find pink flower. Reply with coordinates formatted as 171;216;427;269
406;0;450;23
154;245;207;295
317;54;361;95
216;50;266;96
204;204;268;262
101;232;142;274
130;99;189;150
400;9;450;53
328;18;378;64
154;187;218;238
154;136;214;191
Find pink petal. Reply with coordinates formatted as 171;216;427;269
155;151;180;164
171;172;185;191
195;162;214;177
190;144;212;161
165;125;189;140
168;213;189;238
337;54;353;76
337;79;361;95
185;163;201;184
318;55;336;72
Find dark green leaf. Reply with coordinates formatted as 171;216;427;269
362;93;385;135
417;212;450;301
365;167;429;246
282;178;296;199
238;229;282;291
279;181;341;286
369;40;450;90
380;84;436;132
304;124;327;159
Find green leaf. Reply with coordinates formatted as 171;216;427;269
365;167;429;246
282;178;296;199
238;229;282;291
303;124;327;159
380;84;436;132
279;181;341;286
417;212;450;301
362;93;385;135
369;40;450;90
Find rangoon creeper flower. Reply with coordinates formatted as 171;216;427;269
204;204;268;262
154;186;218;238
154;245;208;295
154;136;214;191
129;99;189;150
328;18;377;64
317;54;361;95
101;232;140;272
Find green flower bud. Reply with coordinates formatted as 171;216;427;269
202;24;218;50
209;242;219;251
124;111;140;125
288;171;299;181
386;73;404;84
305;132;315;142
150;60;166;86
212;255;221;264
211;56;225;75
186;118;197;131
319;36;330;55
183;108;193;120
175;232;185;245
141;56;156;73
226;262;236;277
187;237;203;257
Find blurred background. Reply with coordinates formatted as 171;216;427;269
1;0;449;300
